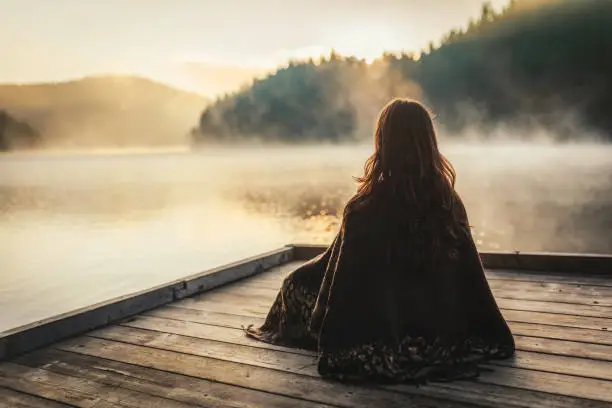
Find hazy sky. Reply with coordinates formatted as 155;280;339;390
1;0;508;95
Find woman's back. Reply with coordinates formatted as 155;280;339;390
321;191;508;338
246;99;515;383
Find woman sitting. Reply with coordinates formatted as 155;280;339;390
246;98;515;383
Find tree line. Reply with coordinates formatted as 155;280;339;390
194;0;612;143
0;111;40;151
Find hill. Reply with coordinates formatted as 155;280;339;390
0;110;40;151
194;0;612;144
0;76;209;149
413;0;612;136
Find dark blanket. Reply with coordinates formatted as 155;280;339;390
246;193;515;383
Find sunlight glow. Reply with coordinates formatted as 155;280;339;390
329;25;406;62
257;25;407;67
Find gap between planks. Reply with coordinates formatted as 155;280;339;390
204;275;612;320
174;290;612;337
0;362;201;408
115;314;612;382
0;386;75;408
174;299;612;347
235;273;612;308
77;323;612;405
52;335;610;408
144;306;612;363
11;349;336;408
50;339;480;408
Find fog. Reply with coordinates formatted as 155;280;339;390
1;142;610;331
3;143;610;253
0;76;208;150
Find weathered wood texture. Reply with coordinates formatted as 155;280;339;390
2;258;612;407
0;387;72;408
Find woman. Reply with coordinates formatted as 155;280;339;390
246;98;515;383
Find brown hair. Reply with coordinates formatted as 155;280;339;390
348;98;460;223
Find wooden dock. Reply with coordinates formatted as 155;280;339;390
1;245;612;407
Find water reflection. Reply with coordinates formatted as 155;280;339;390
0;144;611;332
223;144;612;253
0;184;179;224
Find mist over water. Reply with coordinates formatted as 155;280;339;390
1;142;611;332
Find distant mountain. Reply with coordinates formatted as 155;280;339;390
0;110;40;151
0;76;209;149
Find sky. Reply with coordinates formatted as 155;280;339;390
1;0;508;96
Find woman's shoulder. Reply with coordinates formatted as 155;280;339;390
344;194;380;217
344;189;468;221
341;195;378;228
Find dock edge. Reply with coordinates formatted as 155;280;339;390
2;244;610;361
0;246;292;361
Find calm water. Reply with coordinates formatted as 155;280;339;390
1;144;611;332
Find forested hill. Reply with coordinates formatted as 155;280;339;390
0;111;40;151
0;76;208;150
194;0;612;144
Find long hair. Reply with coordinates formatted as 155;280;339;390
347;99;459;224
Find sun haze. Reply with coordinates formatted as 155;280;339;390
1;0;508;96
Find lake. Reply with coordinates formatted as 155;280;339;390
1;143;611;333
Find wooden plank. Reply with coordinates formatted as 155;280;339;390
514;335;612;362
147;306;612;362
482;280;612;299
84;325;612;405
59;339;608;408
14;349;332;408
0;387;73;408
204;281;612;321
510;322;612;346
485;270;612;288
489;289;612;307
0;247;293;361
0;362;197;408
114;317;612;382
496;298;612;319
146;305;261;330
501;310;612;331
501;351;612;381
511;292;611;308
208;277;612;320
176;296;271;316
94;325;316;375
56;337;476;408
138;311;314;356
398;381;608;408
220;271;612;309
187;288;274;305
258;288;612;320
96;324;318;374
289;244;612;275
469;365;612;404
178;295;612;345
177;291;612;343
